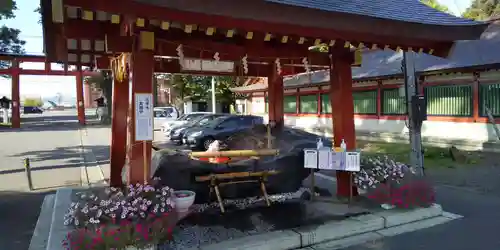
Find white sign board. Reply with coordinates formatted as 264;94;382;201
134;93;154;141
181;58;234;73
303;149;318;169
344;152;361;172
318;148;332;170
330;151;343;170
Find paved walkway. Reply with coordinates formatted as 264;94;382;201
0;111;86;250
319;151;500;250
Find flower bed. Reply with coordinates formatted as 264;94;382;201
354;156;435;208
62;181;177;250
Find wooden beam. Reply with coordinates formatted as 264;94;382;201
62;0;450;55
61;20;332;66
95;56;316;77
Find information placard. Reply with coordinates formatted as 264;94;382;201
344;152;361;172
134;93;154;141
330;151;343;170
303;149;318;169
318;148;332;170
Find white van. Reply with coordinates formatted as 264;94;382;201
153;106;179;130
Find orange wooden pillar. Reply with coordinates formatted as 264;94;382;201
127;32;155;184
11;59;20;128
76;69;86;125
83;80;92;108
329;52;358;198
267;63;284;127
110;72;130;186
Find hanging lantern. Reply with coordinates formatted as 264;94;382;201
242;55;248;74
275;58;282;75
176;44;184;67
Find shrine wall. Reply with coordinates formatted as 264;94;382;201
237;71;500;149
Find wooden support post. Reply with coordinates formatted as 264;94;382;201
472;72;480;122
127;32;155;184
11;59;20;128
110;71;130;187
267;64;284;128
329;52;358;198
76;69;86;125
83;79;93;108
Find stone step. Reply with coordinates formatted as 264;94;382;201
28;194;55;250
46;188;73;250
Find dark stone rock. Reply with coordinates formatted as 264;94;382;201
152;125;327;204
449;145;467;163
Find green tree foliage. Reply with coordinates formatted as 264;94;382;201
158;74;245;111
0;0;25;70
463;0;500;20
23;97;43;107
421;0;451;13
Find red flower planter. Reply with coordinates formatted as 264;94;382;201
366;180;435;208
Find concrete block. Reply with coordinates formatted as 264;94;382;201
376;215;452;237
294;215;384;247
200;230;301;250
29;194;55;250
46;188;73;250
441;211;464;220
310;232;382;250
376;203;443;228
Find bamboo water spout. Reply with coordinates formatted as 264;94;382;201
189;149;279;158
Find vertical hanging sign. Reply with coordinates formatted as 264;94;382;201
135;93;154;141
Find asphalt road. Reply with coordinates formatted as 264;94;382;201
343;184;500;250
0;109;87;250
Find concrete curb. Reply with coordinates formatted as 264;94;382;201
195;203;450;250
78;127;107;186
46;188;73;250
200;230;302;250
28;194;55;250
38;187;458;250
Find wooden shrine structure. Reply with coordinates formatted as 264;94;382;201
39;0;488;197
0;53;95;128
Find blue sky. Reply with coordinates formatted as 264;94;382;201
0;0;473;98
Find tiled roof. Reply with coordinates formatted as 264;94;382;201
232;23;500;92
266;0;483;25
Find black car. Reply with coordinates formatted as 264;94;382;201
168;114;226;144
182;115;264;150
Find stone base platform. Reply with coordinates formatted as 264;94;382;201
29;186;460;250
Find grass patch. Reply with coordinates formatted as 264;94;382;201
357;140;480;168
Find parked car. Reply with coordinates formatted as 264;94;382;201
182;115;264;150
23;106;44;114
153;106;179;130
168;114;226;144
161;112;211;135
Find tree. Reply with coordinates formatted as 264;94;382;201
0;0;26;70
23;97;43;107
157;73;245;113
157;74;209;111
463;0;500;20
213;76;245;104
421;0;451;13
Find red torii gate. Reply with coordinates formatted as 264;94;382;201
0;54;95;128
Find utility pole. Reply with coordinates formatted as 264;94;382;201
403;51;425;176
211;76;216;113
